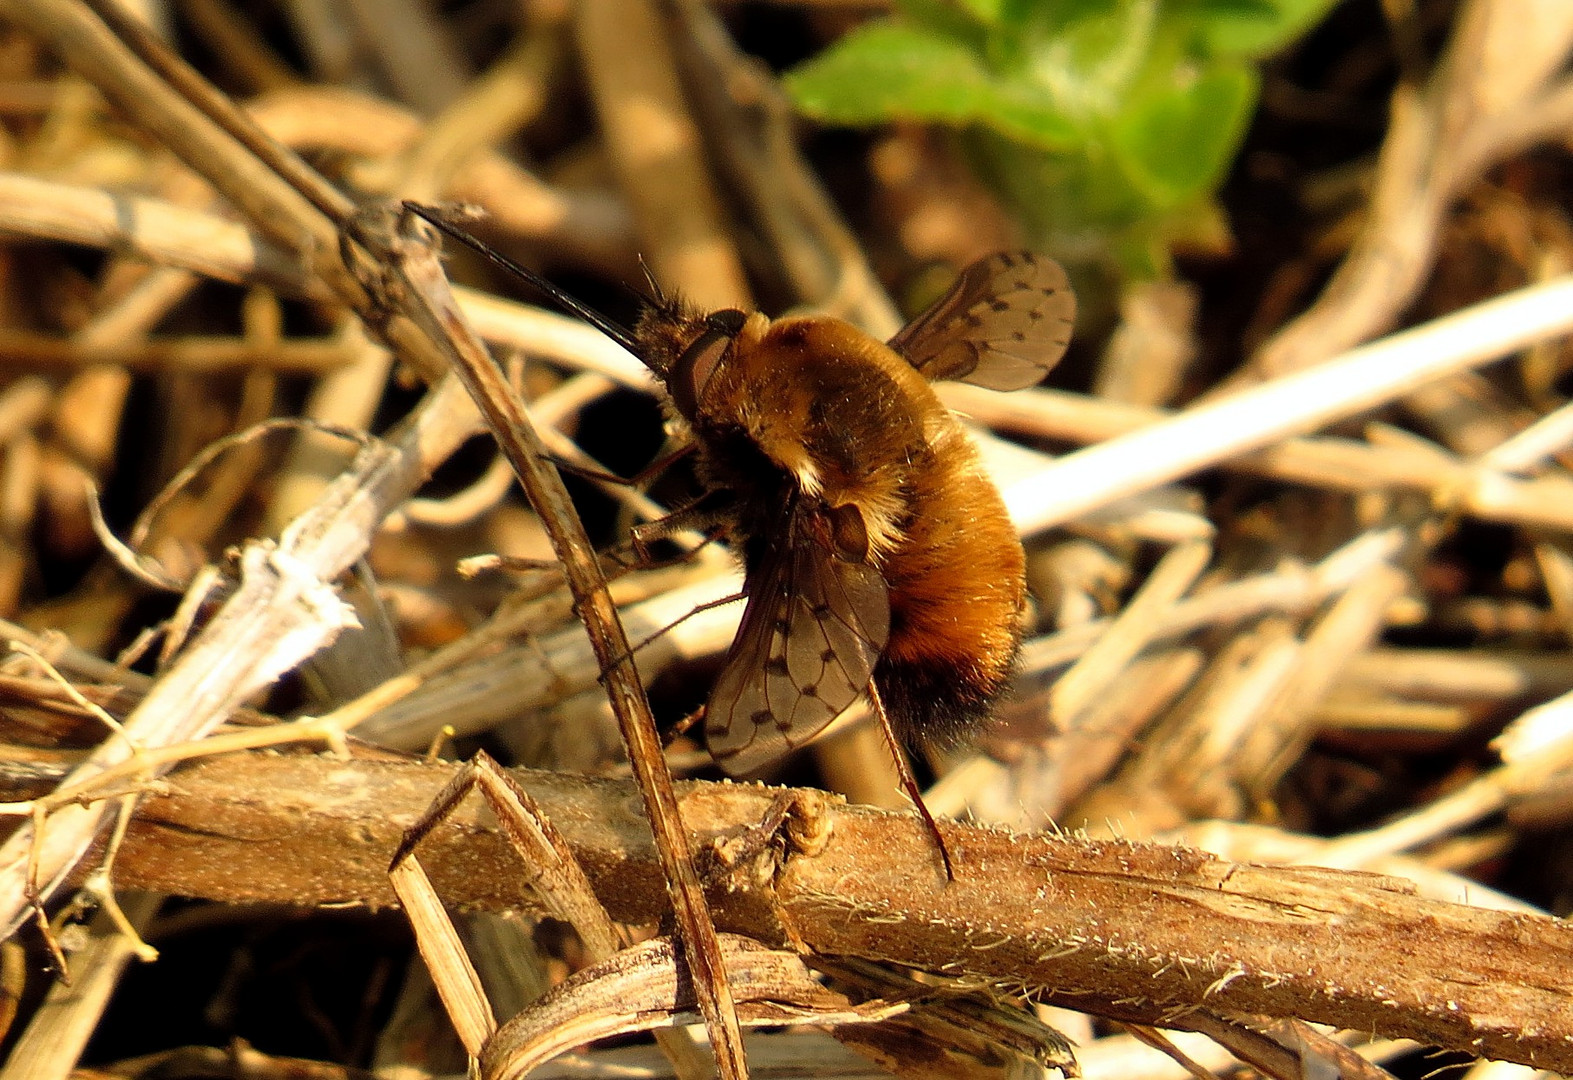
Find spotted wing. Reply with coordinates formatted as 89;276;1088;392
888;251;1075;390
705;508;890;777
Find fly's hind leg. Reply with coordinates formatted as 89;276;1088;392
867;682;957;882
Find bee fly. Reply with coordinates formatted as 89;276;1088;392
408;204;1075;874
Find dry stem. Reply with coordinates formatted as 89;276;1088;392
113;753;1573;1073
1003;273;1573;535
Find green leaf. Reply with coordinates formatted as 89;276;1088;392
1172;0;1342;58
1108;63;1256;206
786;0;1332;282
894;0;994;43
785;22;997;124
1014;0;1163;127
953;0;1006;27
984;92;1082;147
785;21;1078;147
1004;0;1124;30
965;128;1147;250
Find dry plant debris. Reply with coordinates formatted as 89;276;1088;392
0;1;1567;1079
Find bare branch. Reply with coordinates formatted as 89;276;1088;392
117;753;1573;1073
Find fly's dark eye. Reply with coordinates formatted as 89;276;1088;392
670;313;743;418
708;309;747;335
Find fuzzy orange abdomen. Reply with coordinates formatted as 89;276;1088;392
873;427;1026;748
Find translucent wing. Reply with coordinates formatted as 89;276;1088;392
888;251;1075;390
706;506;890;776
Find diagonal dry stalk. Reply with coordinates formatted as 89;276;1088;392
0;2;752;1075
343;204;748;1079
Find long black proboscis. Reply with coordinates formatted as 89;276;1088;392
402;201;642;355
